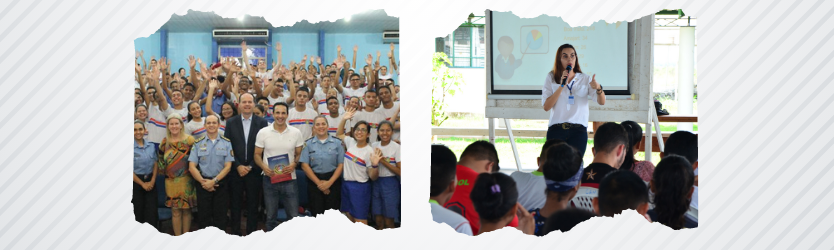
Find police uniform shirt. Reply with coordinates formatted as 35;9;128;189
299;136;345;174
188;135;234;178
134;140;157;175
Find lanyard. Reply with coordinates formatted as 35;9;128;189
566;78;576;96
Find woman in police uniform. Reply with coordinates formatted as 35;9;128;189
541;44;606;157
133;120;158;227
300;116;345;216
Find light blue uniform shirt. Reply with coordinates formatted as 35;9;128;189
188;135;235;178
299;136;344;174
133;140;157;175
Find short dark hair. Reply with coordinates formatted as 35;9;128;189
326;96;339;103
542;144;582;200
470;173;518;223
539;139;566;159
256;96;270;104
255;104;266;115
272;102;289;113
297;86;310;95
377;85;392;95
460;140;499;164
542;208;597;234
664;131;698;164
431;145;458;197
594;122;628;154
597;170;649;217
350;73;361;79
183;83;195;91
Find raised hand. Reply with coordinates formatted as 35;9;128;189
589;74;600;89
337;45;342;53
316;56;321;65
275;42;282;51
188;55;196;69
365;54;373;66
376;51;381;58
370;148;383;166
209;79;219;90
390;42;395;52
344;107;357;120
241;41;248;52
353;45;358;52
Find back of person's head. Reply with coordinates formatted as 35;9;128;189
460;140;499;173
470;173;518;223
542;144;583;201
431;145;458;197
651;155;695;230
542;208;597;234
593;122;629;155
619;121;642;171
664;131;698;164
538;139;566;166
595;170;649;217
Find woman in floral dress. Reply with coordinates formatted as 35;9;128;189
158;113;196;236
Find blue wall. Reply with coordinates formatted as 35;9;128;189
133;31;161;68
134;31;399;82
271;33;318;67
168;32;213;74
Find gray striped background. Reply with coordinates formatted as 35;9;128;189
0;0;832;248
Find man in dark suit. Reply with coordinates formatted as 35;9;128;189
224;93;268;236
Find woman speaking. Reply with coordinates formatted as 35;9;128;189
542;44;606;158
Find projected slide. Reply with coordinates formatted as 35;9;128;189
490;11;627;93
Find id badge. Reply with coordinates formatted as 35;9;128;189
568;95;575;105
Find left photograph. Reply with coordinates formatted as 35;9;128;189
133;10;401;236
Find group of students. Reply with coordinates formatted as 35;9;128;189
431;122;698;236
132;42;402;236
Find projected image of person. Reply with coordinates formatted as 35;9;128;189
494;36;524;80
541;44;606;157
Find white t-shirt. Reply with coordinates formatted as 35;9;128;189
342;136;375;183
325;114;350;137
378;102;400;141
162;105;189;120
541;72;598;127
430;201;473;236
510;171;547;210
342;87;366;105
372;141;400;177
288;107;318;140
185;119;206;139
255;125;304;180
145;105;168;144
353;109;387;144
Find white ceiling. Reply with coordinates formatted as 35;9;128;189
160;9;399;33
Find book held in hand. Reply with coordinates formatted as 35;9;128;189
268;154;292;184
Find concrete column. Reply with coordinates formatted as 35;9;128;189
677;26;695;131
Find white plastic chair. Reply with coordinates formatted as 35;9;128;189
571;186;599;212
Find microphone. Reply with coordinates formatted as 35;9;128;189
562;65;572;85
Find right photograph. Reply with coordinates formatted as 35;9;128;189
430;10;698;236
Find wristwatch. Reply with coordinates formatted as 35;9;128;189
596;85;604;94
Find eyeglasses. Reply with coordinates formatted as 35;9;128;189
354;128;368;132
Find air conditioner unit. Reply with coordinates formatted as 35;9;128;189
382;30;399;43
213;29;270;41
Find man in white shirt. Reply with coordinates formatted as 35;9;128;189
254;102;304;232
430;145;473;236
288;87;318;140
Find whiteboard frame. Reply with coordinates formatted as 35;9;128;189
485;11;655;124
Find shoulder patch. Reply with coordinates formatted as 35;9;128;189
195;136;207;143
220;135;231;142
